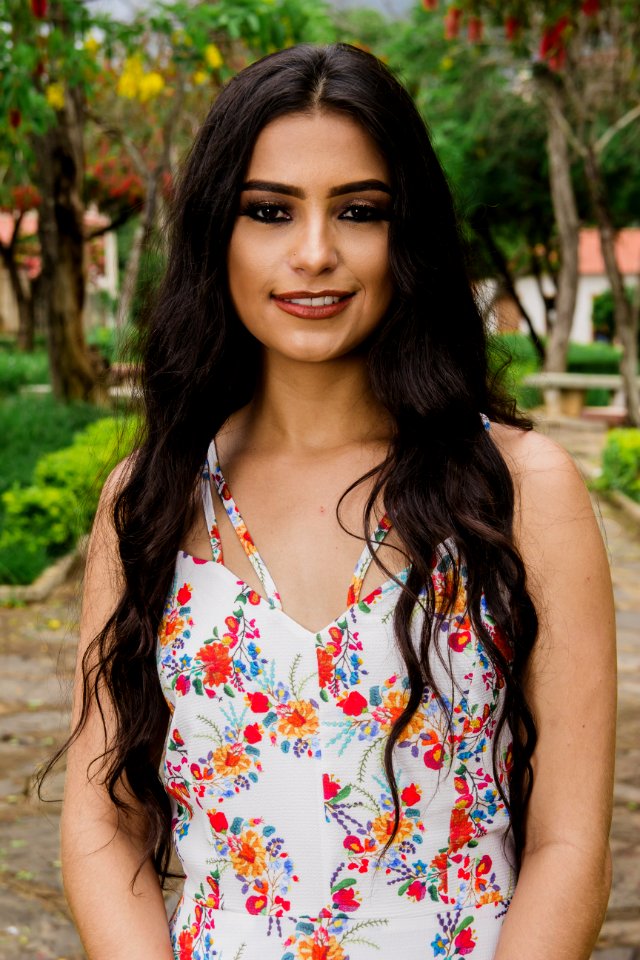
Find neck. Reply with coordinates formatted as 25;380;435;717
233;350;394;453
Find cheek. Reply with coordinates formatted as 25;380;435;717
227;227;274;301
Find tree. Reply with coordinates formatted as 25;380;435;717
424;0;640;424
0;0;335;399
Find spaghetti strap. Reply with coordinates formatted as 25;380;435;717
201;455;223;564
206;437;283;610
347;514;393;607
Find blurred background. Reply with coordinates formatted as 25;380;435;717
0;1;638;957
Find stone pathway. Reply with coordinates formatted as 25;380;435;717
0;419;638;959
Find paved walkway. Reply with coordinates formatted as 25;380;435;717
0;419;638;959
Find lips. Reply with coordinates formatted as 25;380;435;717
271;290;356;320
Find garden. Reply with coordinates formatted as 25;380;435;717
1;0;639;590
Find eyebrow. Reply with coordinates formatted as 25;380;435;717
241;179;392;198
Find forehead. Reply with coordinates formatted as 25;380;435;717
245;110;390;184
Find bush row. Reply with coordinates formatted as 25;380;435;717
0;415;139;586
599;428;640;504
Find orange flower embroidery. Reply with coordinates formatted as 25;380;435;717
229;829;267;878
196;641;232;687
277;700;319;738
212;743;251;777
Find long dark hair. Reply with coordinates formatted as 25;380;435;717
47;42;538;884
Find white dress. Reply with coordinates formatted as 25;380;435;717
157;428;514;960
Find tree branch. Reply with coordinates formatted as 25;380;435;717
595;103;640;156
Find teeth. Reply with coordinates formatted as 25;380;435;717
285;296;342;306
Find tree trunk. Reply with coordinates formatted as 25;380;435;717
471;210;546;362
32;84;98;402
537;73;580;413
584;146;640;427
0;236;34;352
116;171;160;328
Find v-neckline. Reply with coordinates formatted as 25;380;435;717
200;438;410;635
177;547;412;638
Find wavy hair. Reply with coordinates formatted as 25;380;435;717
45;42;538;884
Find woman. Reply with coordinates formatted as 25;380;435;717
59;43;616;960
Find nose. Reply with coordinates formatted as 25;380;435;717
288;212;339;275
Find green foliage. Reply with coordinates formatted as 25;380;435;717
0;394;108;496
599;428;640;503
487;332;541;409
591;287;636;345
0;345;49;396
0;411;139;585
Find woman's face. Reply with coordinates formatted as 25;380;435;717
227;110;394;364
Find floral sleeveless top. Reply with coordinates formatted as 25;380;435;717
157;415;515;960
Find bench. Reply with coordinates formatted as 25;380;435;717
522;372;635;419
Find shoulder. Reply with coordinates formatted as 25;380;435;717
487;421;591;528
487;422;611;623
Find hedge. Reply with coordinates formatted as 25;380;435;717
599;428;640;504
0;415;139;586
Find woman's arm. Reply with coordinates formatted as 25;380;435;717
492;428;616;960
60;460;174;960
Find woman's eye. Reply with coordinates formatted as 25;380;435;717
340;204;386;222
243;202;289;223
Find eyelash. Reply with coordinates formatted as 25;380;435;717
240;201;389;224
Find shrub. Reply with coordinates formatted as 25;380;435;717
599;428;640;503
0;414;139;585
0;346;49;396
0;394;108;496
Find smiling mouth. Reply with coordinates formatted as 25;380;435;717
272;291;355;306
271;291;356;319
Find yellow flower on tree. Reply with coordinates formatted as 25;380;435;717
117;55;143;99
138;71;165;102
192;70;208;86
204;43;223;70
45;82;65;111
84;36;100;55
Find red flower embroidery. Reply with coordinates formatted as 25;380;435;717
176;583;192;606
424;743;444;769
244;723;262;744
332;886;360;912
245;894;267;914
196;642;232;687
339;691;368;717
407;880;426;901
323;774;341;800
316;648;333;689
176;675;191;697
454;926;476;955
401;783;421;806
207;810;228;832
178;930;194;960
247;692;269;712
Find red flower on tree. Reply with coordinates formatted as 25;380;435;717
444;6;463;40
9;109;21;129
421;0;438;8
504;16;521;41
581;0;599;14
467;16;483;43
30;0;47;18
